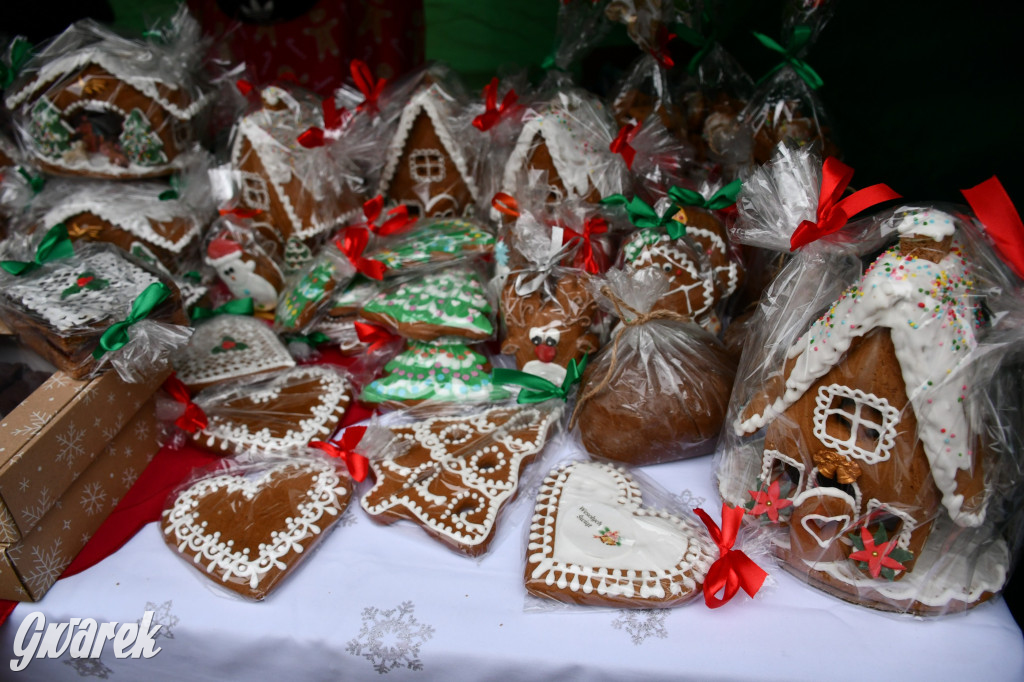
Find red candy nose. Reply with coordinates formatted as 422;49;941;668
534;344;557;363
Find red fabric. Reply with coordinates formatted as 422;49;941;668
188;0;425;97
0;358;375;626
961;176;1024;280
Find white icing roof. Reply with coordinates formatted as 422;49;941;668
738;242;983;526
895;208;957;241
41;183;201;252
501;91;627;200
5;40;207;121
378;83;479;202
229;88;338;241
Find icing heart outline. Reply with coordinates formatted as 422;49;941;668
194;365;351;454
162;458;350;592
526;461;715;605
799;513;852;549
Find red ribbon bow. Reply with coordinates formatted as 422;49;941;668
351;59;385;114
693;504;768;609
354;321;400;352
473;77;519;132
609;121;640;169
219;206;262;220
235;79;255;97
789;157;902;251
651;24;677;69
361;195;415;237
561;216;610;274
336;226;386;280
297;96;351;149
309;426;370;482
961;176;1024;280
162;375;207;435
491;192;521;219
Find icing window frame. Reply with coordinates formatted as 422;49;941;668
239;172;271;211
865;498;918;550
759;448;805;497
812;385;899;465
408;149;446;184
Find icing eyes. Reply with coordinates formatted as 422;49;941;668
528;326;561;347
662;263;673;273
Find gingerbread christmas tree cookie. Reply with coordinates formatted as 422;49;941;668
361;340;509;406
361;403;561;556
360;267;494;341
371;218;494;275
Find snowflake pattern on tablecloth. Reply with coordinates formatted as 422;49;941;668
611;609;669;646
138;600;178;640
56;422;86;467
10;410;51;438
23;538;67;595
64;657;113;679
346;601;435;674
338;506;359;527
80;481;107;515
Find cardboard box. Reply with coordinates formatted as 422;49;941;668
0;322;168;544
0;398;161;601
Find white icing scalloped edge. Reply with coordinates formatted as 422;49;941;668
526;461;713;601
161;458;349;591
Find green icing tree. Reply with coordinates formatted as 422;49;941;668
361;340;509;404
30;97;72;158
119;108;167;166
362;268;493;339
374;219;494;272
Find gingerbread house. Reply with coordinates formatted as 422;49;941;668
38;181;204;271
378;83;478;218
229;86;363;257
501;91;627;206
729;209;1006;613
3;21;208;179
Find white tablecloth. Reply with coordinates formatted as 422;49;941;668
3;451;1022;681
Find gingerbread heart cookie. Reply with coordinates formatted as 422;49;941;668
526;461;715;607
192;365;351;455
173;315;295;390
162;457;351;600
361;403;561;556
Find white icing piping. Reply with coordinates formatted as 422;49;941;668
379;85;479;202
162;459;349;590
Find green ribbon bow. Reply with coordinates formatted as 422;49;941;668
191;297;255;322
753;27;824;90
0;37;32;89
668;179;742;211
1;223;73;275
183;270;202;283
602;194;686;238
93;282;172;359
286;331;331;347
158;175;181;201
493;355;587;404
675;23;716;76
16;167;45;194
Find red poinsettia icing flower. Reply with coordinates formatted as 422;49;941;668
221;339;236;350
746;480;793;522
848;526;907;579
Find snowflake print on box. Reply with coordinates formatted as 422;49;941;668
611;609;669;646
360;267;494;342
346;601;435;674
361;340;509;406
